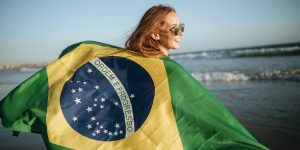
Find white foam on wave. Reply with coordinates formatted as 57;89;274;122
170;53;197;59
256;69;300;80
192;72;250;82
192;69;300;82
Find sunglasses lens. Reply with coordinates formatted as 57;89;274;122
175;28;180;35
181;24;185;32
170;23;185;35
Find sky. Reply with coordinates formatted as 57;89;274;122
0;0;300;64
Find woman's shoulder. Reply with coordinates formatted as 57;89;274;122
58;41;123;58
160;57;188;74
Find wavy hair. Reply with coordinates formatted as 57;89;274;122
125;5;176;58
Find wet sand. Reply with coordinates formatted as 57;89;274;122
204;81;300;150
0;125;46;150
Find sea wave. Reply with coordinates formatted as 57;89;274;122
19;67;42;72
191;69;300;82
172;43;300;59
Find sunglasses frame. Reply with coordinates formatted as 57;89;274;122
169;23;185;36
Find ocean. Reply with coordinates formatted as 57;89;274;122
1;43;300;150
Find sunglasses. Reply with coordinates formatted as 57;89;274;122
170;23;185;36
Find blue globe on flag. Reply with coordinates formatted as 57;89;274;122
60;56;155;141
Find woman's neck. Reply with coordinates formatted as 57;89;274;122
158;46;169;56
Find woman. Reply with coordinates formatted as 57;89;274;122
0;4;268;150
124;4;269;150
125;5;183;58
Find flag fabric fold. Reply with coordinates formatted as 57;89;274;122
0;41;268;150
0;68;48;133
162;58;268;149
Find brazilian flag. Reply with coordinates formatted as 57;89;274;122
0;41;268;150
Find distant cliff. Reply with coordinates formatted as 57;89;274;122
0;62;49;70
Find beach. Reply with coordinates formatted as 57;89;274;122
1;73;299;150
1;45;300;149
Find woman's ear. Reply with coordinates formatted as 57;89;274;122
151;32;160;40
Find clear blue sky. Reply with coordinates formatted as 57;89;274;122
0;0;300;64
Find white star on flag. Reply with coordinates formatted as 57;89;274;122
114;102;119;106
87;68;92;74
114;132;118;136
115;123;120;128
71;89;76;93
93;103;97;107
108;132;113;136
100;105;104;109
78;87;83;92
87;124;92;129
100;125;103;129
130;94;135;98
95;85;100;90
83;81;87;84
86;107;93;112
119;130;123;134
92;133;96;136
91;116;96;121
101;98;106;102
103;130;108;134
94;98;98;102
96;129;100;134
74;97;81;104
96;122;99;125
72;116;78;122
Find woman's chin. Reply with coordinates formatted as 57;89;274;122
172;44;180;49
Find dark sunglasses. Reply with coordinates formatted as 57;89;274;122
170;23;185;36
